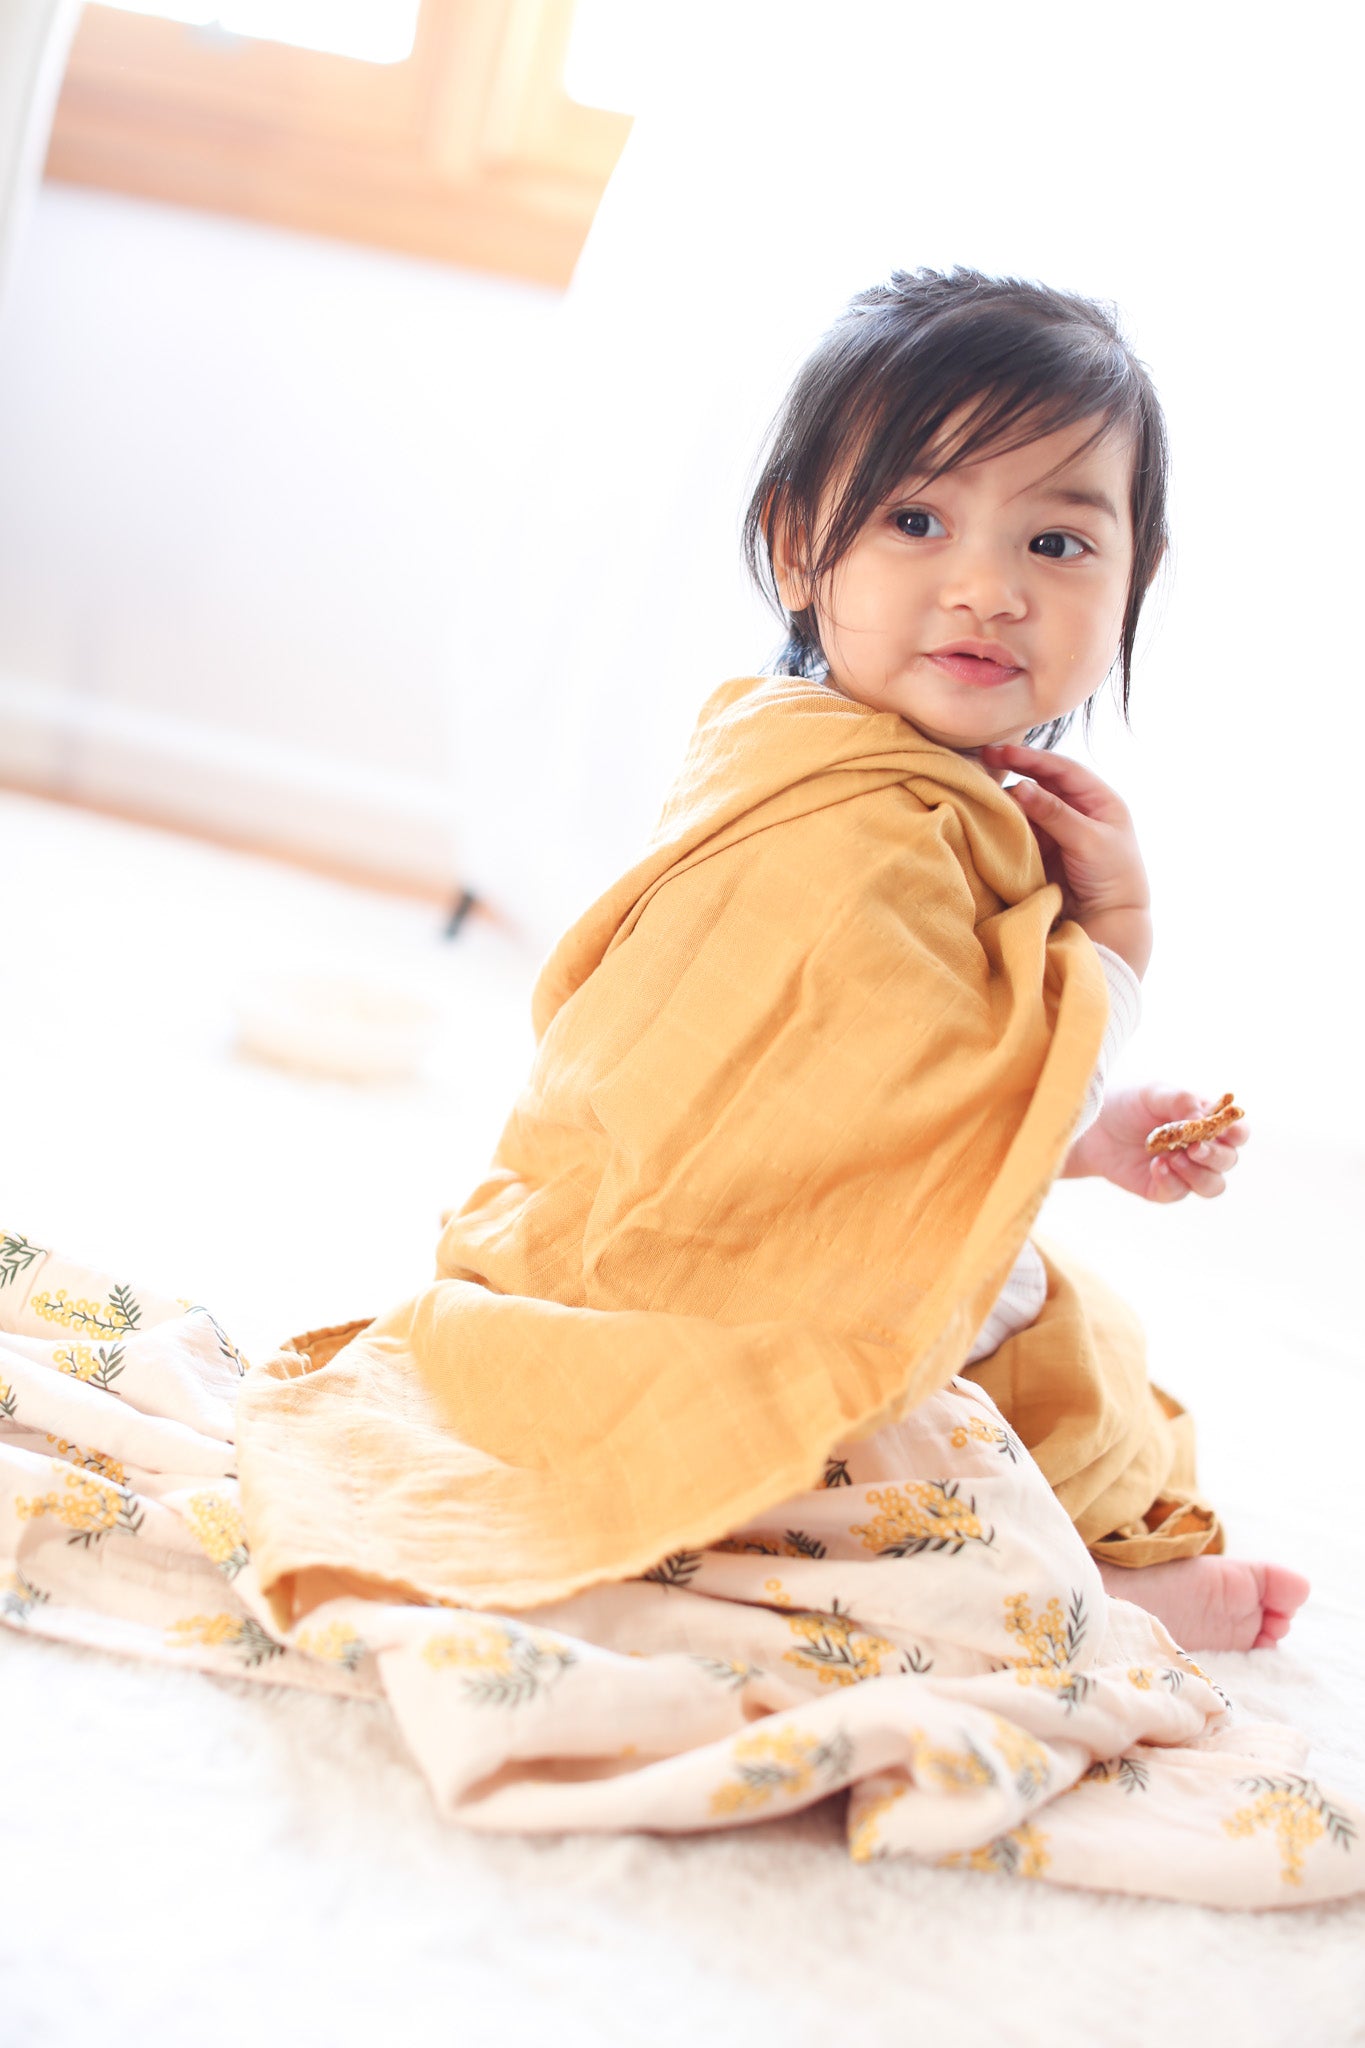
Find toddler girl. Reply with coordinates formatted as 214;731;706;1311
6;268;1350;1902
236;266;1307;1661
744;263;1304;1649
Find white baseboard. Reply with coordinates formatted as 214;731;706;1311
0;673;460;896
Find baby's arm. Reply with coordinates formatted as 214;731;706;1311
1057;944;1141;1176
984;745;1247;1204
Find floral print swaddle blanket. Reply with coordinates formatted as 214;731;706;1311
1;1229;1359;1909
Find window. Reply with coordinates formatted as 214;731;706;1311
95;3;425;65
43;0;634;287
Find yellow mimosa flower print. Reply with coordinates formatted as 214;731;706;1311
295;1621;367;1671
43;1435;127;1486
421;1619;575;1706
709;1722;853;1818
1167;1650;1227;1706
986;1714;1052;1800
906;1727;997;1795
183;1492;249;1577
32;1283;141;1339
0;1230;44;1292
849;1729;1005;1863
166;1612;284;1669
184;1304;248;1377
15;1459;144;1547
781;1602;899;1687
850;1479;994;1557
53;1342;126;1393
1083;1753;1151;1795
638;1549;702;1589
0;1376;15;1421
690;1656;760;1690
1000;1590;1093;1712
849;1781;909;1863
942;1820;1051;1880
1127;1667;1153;1689
715;1528;828;1560
1;1571;50;1624
1223;1775;1357;1886
169;1612;242;1647
949;1415;1021;1463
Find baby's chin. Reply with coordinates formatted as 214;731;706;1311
891;690;1026;755
908;722;1022;762
819;672;1026;760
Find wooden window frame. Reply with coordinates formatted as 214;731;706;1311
43;0;633;288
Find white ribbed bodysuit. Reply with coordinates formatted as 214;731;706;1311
963;942;1141;1365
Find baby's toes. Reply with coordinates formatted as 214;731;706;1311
1262;1563;1312;1615
1250;1563;1311;1648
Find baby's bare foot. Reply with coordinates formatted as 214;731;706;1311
1096;1556;1311;1651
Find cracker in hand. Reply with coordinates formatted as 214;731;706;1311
1145;1092;1245;1156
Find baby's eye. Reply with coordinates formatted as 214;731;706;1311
893;509;946;538
1030;531;1090;560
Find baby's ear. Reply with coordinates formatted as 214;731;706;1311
769;494;813;611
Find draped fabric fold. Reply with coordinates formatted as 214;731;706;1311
234;674;1212;1620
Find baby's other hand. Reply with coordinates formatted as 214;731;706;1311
1070;1083;1250;1203
978;743;1150;927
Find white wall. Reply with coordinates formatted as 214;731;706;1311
1;0;1360;1155
450;0;1365;1151
0;182;558;889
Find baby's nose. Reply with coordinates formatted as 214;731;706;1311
937;549;1025;616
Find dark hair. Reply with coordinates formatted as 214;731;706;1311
741;265;1170;749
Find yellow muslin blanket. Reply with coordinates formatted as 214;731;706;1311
237;672;1216;1618
6;672;1354;1905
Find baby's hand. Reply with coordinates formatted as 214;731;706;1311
978;744;1152;975
1068;1083;1250;1203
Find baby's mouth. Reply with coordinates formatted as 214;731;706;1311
928;650;1022;688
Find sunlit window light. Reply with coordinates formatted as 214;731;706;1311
562;0;639;114
99;1;422;65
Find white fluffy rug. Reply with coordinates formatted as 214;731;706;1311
3;790;1363;2048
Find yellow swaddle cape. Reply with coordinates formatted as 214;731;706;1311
237;673;1216;1623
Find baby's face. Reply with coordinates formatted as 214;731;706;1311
780;409;1137;768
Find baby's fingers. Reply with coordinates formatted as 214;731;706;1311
1153;1151;1227;1200
984;745;1129;823
1187;1133;1243;1172
1007;776;1098;839
1149;1156;1191;1201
